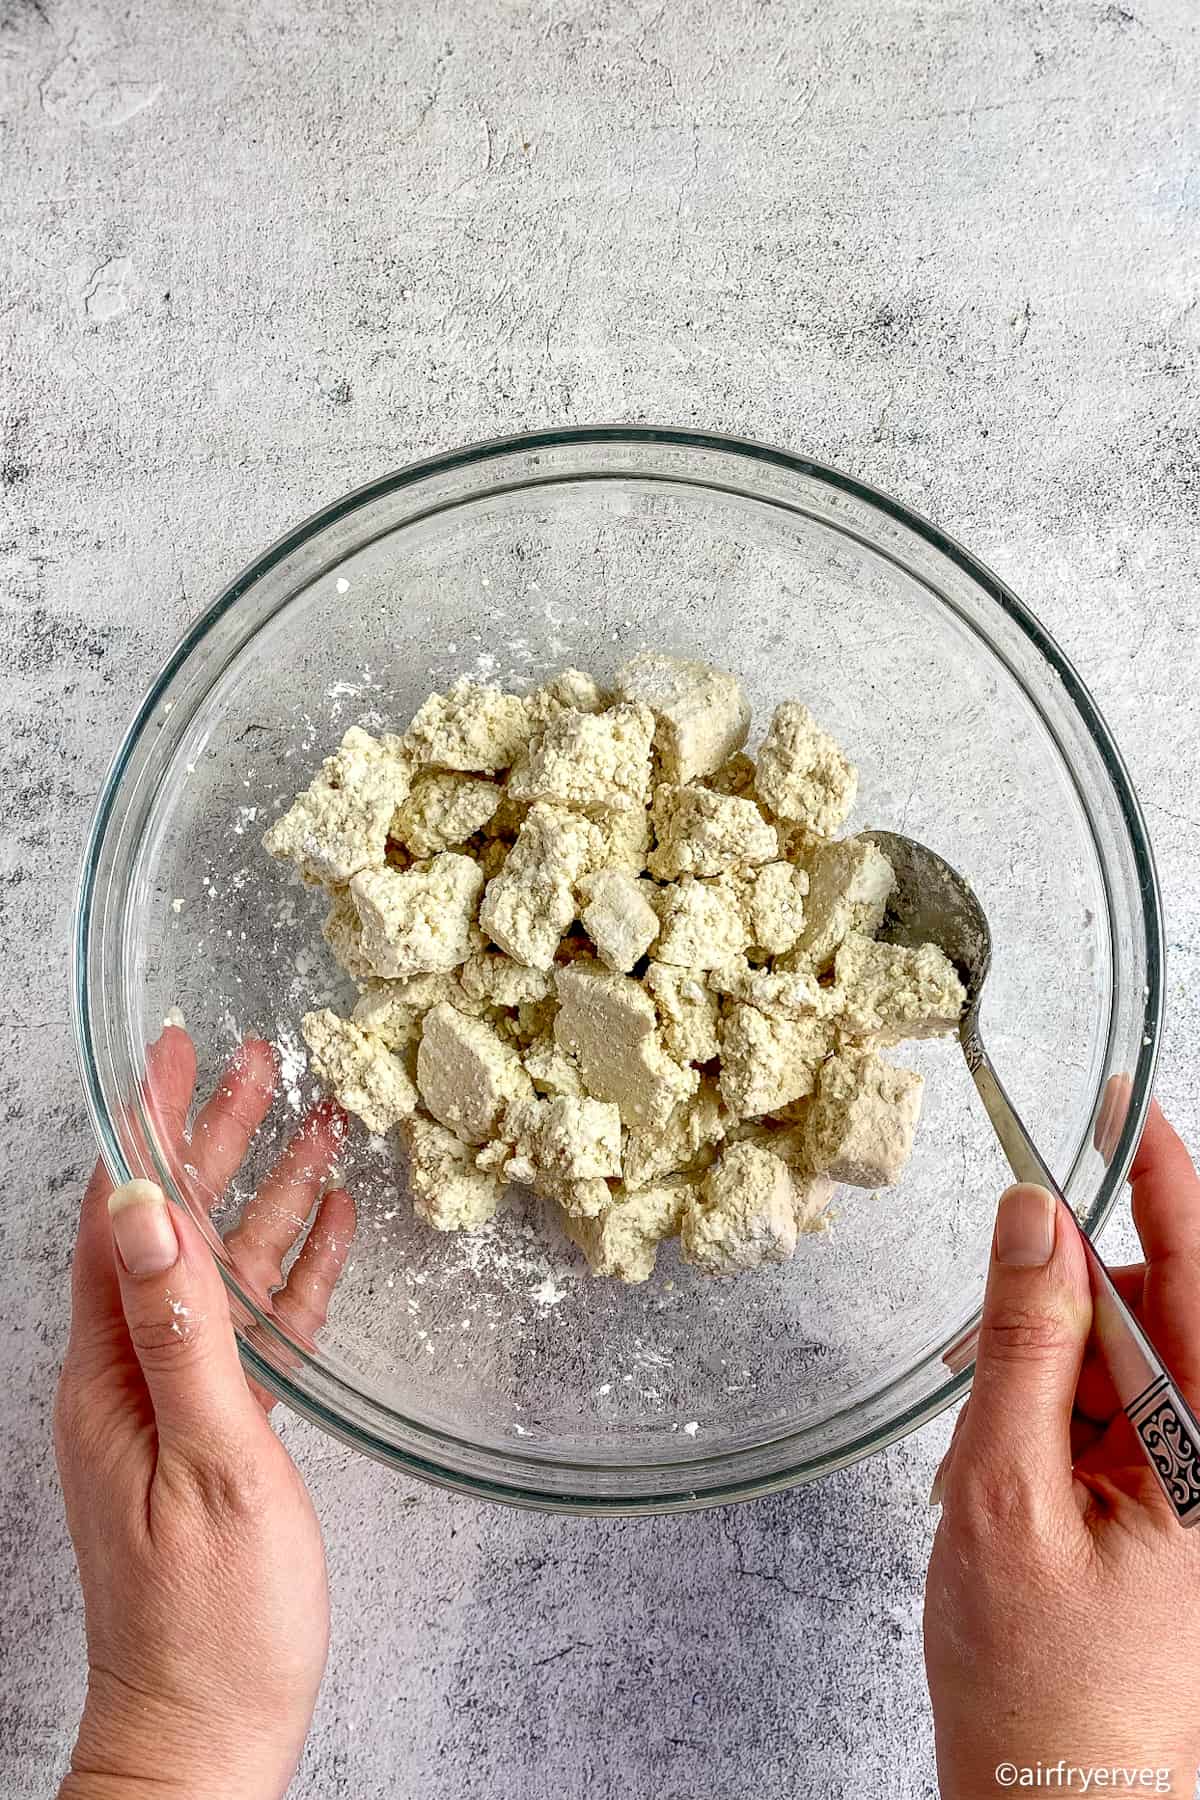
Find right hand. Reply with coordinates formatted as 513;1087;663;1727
925;1102;1200;1796
54;1027;355;1800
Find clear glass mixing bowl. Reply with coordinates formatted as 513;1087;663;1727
73;428;1163;1513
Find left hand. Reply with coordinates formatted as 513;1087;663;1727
54;1026;355;1800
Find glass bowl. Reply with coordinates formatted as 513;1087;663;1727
73;428;1163;1514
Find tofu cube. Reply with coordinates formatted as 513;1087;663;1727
579;870;660;972
755;701;857;835
263;726;412;887
680;1142;798;1274
565;1178;693;1283
792;835;895;972
834;934;966;1045
526;668;608;727
647;783;778;880
553;959;697;1129
400;1112;506;1231
614;651;750;785
301;1007;418;1135
718;1003;833;1118
503;1095;622;1209
415;1002;533;1145
622;1079;725;1190
643;962;721;1064
522;1034;587;1099
589;804;651;875
711;959;833;1022
479;802;601;969
508;701;656;815
805;1047;924;1188
740;860;809;956
391;771;502;857
322;889;376;986
350;853;483;977
459;951;555;1009
703;751;757;798
402;679;533;773
653;876;748;969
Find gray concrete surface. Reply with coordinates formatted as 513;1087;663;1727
2;1;1198;1794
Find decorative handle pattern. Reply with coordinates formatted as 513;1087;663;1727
1127;1377;1200;1527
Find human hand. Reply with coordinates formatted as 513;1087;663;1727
924;1102;1200;1797
54;1027;355;1800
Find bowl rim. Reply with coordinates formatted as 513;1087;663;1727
72;423;1164;1514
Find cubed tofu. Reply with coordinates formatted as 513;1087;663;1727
643;962;721;1064
508;701;656;815
459;950;555;1009
564;1178;693;1283
589;804;652;875
622;1079;725;1190
502;1095;622;1209
478;802;600;970
400;1111;506;1231
554;959;697;1129
322;889;376;986
415;1002;533;1145
301;1007;417;1135
579;869;660;972
653;876;748;968
350;853;483;977
263;726;413;887
792;1170;837;1234
834;934;965;1044
718;1004;834;1117
704;751;757;798
711;959;834;1022
614;651;750;785
680;1142;798;1274
805;1047;924;1188
526;668;608;728
792;835;895;972
647;783;778;880
391;771;502;857
754;701;857;835
740;860;809;956
402;679;534;773
522;1034;587;1098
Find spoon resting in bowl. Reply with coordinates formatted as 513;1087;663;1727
869;829;1200;1527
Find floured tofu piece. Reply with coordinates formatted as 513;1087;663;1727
834;934;965;1045
579;869;660;972
503;1095;622;1213
792;1169;837;1233
792;834;895;972
522;1034;587;1098
301;1007;417;1134
719;1003;834;1117
680;1141;798;1274
704;751;757;798
508;700;655;815
565;1177;692;1283
400;1112;506;1231
391;771;502;857
459;950;555;1009
263;726;413;887
322;889;376;986
754;701;857;835
403;679;533;773
554;959;697;1129
653;876;748;969
526;668;608;728
614;651;750;785
622;1079;725;1190
739;860;809;956
647;783;778;880
416;1001;533;1145
644;962;720;1064
806;1047;923;1188
711;959;835;1023
350;853;483;977
479;802;600;969
590;803;651;875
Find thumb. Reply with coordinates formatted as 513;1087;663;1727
108;1178;261;1454
953;1184;1092;1517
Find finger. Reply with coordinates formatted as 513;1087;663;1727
107;1178;260;1455
952;1187;1092;1523
1073;1265;1147;1425
223;1099;346;1299
185;1037;278;1208
1130;1103;1200;1397
929;1401;969;1507
69;1029;199;1357
271;1187;357;1347
1093;1072;1132;1165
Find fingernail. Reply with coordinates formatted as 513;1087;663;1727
995;1183;1056;1267
108;1180;179;1276
929;1458;947;1507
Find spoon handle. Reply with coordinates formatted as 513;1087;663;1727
953;1025;1200;1528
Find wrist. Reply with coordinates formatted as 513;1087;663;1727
60;1683;301;1800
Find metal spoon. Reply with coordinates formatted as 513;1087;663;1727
869;829;1200;1527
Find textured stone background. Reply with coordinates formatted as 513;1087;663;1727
2;1;1198;1794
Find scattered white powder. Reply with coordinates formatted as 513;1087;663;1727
682;1420;700;1437
336;578;350;594
163;1005;186;1029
